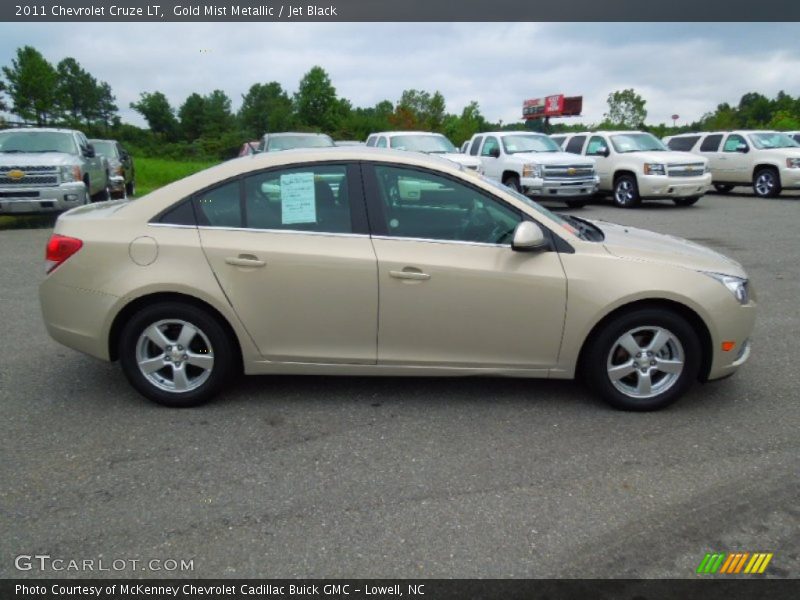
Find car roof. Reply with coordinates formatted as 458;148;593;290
370;131;444;137
262;132;332;138
0;127;78;134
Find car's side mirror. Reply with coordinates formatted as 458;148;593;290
736;144;749;153
511;221;547;251
599;146;610;157
489;147;500;158
84;145;95;158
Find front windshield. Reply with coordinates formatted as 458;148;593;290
90;141;117;158
0;131;78;154
389;134;457;154
477;174;572;230
748;132;800;149
266;135;334;151
502;134;561;154
610;133;668;153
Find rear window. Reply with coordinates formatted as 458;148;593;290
469;136;483;156
667;136;700;151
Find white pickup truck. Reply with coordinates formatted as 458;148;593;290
465;131;598;208
366;131;483;173
0;127;110;214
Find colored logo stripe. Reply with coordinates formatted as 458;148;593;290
697;552;773;574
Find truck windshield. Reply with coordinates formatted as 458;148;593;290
610;133;668;153
389;135;457;154
747;132;800;149
0;131;78;154
265;135;334;151
502;135;561;154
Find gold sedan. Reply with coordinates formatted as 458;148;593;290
39;148;755;410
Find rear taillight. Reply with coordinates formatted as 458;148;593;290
45;234;83;273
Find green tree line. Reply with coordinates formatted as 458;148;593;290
2;46;799;161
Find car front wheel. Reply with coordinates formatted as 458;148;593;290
584;308;701;411
503;174;521;193
119;302;235;407
753;168;781;198
613;175;641;208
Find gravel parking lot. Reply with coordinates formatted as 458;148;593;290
1;190;798;579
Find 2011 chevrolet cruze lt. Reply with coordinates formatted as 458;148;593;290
39;147;755;410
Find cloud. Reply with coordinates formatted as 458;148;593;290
1;22;798;130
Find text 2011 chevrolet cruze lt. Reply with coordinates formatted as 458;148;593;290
40;147;755;410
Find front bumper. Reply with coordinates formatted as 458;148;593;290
0;182;87;214
706;299;756;381
522;176;600;199
108;175;126;193
779;167;800;189
637;173;712;199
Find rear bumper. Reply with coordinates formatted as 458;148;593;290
0;182;87;214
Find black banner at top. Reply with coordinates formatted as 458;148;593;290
2;0;800;22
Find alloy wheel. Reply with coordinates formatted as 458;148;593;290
606;325;685;399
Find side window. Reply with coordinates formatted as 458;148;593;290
699;134;723;152
243;164;352;234
365;136;376;147
793;134;800;144
565;135;586;155
469;136;483;156
157;200;196;226
194;180;242;228
585;136;607;156
667;136;700;151
373;165;521;244
376;137;387;148
723;134;747;152
481;136;500;157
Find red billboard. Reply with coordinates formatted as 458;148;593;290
523;95;582;119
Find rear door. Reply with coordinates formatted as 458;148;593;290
698;134;724;179
196;162;379;364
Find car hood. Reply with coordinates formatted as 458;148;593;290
0;152;78;167
595;219;746;277
508;151;594;166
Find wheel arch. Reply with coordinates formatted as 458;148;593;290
613;169;637;183
576;298;713;382
502;170;521;183
752;163;780;179
108;291;244;371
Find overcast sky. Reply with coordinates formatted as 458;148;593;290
1;22;799;129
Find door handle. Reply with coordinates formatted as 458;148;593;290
390;269;430;281
225;255;266;268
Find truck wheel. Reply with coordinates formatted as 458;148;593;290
503;174;521;193
613;175;641;208
583;308;701;411
91;183;111;203
713;184;734;194
126;178;136;198
753;168;781;198
673;196;700;207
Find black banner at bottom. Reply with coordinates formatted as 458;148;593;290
2;579;799;600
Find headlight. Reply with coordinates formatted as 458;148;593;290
60;165;82;182
522;163;541;178
704;272;749;305
643;163;666;175
786;158;800;168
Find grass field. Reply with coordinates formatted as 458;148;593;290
0;157;218;230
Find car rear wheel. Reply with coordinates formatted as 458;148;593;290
673;196;700;206
583;308;701;411
613;175;641;208
713;184;734;194
119;302;235;407
753;168;781;198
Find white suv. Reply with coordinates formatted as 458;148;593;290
557;131;711;208
665;130;800;198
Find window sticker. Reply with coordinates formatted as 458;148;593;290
280;172;316;224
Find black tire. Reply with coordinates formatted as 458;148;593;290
673;196;700;207
613;174;642;208
753;168;781;198
503;174;521;193
583;308;701;411
565;199;587;209
91;181;111;203
713;184;734;194
119;302;236;407
126;178;136;197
